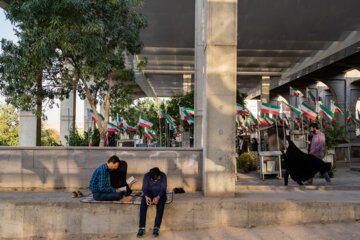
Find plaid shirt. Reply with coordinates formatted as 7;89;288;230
89;163;116;193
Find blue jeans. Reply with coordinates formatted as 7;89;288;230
93;192;123;201
139;195;166;228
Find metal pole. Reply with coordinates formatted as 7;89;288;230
275;117;280;151
159;116;162;147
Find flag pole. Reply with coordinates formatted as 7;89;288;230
159;112;162;147
275;115;280;151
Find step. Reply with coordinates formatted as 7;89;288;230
1;191;360;239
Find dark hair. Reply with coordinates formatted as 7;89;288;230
309;123;319;130
107;155;121;164
149;167;161;180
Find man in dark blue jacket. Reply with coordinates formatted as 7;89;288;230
137;167;167;238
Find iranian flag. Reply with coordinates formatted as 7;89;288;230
138;117;153;129
307;88;316;105
249;112;258;125
300;102;317;120
261;103;280;116
89;109;105;122
284;103;302;116
107;122;121;132
265;115;276;125
290;87;303;97
332;102;349;118
350;112;360;125
123;121;137;131
180;107;194;124
144;128;155;141
237;103;249;115
116;114;124;128
259;117;270;126
185;108;194;116
318;104;334;120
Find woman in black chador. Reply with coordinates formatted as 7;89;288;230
283;141;331;186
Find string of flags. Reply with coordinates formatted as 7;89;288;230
86;85;360;140
236;86;360;132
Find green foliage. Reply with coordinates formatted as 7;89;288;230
237;90;248;107
2;0;148;146
237;152;255;173
166;90;194;132
323;120;352;152
0;104;19;146
41;128;60;146
64;128;91;146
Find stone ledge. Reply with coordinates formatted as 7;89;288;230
1;191;360;239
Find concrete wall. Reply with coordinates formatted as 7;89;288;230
1;192;360;239
0;147;202;192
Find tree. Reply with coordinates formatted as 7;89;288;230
0;2;72;145
2;0;147;147
41;128;60;146
0;104;19;146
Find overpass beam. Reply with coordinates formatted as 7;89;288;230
261;76;271;104
201;0;238;197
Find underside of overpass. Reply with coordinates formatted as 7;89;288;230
136;0;360;98
2;0;360;98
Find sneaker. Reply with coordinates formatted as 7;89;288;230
137;228;145;238
153;226;159;237
71;191;78;198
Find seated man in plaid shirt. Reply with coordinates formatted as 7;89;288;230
89;155;124;201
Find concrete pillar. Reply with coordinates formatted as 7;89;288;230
84;99;92;133
202;0;238;197
261;76;270;104
59;92;74;146
18;111;37;146
325;79;347;127
194;0;205;149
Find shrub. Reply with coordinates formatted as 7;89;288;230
237;152;255;173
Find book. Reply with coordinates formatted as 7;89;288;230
117;186;127;192
126;176;137;185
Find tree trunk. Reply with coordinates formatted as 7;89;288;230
36;74;42;146
81;78;105;146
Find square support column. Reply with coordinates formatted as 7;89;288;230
18;111;37;146
194;0;205;148
202;0;238;197
59;92;74;146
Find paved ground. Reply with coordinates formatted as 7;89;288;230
237;167;360;187
31;222;360;240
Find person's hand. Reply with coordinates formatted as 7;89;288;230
145;196;151;205
152;196;160;205
116;189;122;192
128;183;133;189
305;140;311;144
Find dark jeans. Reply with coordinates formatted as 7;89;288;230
139;195;166;228
93;192;123;201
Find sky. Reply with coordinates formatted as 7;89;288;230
0;9;84;132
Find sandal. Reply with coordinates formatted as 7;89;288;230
77;191;84;198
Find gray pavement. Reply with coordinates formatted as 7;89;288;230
23;222;360;240
237;167;360;187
